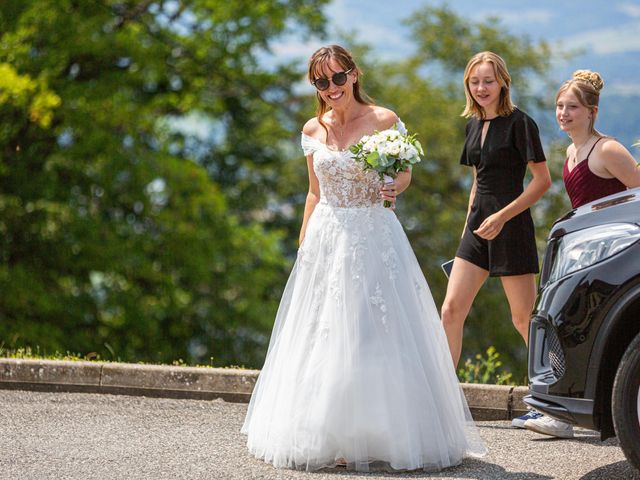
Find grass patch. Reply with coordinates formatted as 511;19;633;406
0;345;249;370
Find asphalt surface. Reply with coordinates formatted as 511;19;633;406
1;390;638;480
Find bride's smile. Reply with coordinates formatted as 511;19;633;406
242;44;486;473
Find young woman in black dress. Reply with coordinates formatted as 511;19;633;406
441;51;551;368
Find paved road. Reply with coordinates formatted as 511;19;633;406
0;390;638;480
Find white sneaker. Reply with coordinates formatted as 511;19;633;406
511;410;543;428
524;415;574;438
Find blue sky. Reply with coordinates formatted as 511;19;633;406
272;0;640;149
275;0;640;95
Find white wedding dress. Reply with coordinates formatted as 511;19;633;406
241;124;486;472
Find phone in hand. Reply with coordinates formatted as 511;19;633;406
441;259;454;278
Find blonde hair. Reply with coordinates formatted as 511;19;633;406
462;51;515;120
307;45;373;134
556;69;605;137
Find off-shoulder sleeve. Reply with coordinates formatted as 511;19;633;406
514;113;546;164
301;133;321;156
395;118;408;134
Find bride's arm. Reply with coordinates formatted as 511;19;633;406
381;170;412;206
394;170;411;194
379;110;413;204
299;154;320;246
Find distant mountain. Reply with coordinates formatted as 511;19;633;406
330;0;640;155
284;0;640;155
598;94;640;153
536;94;640;161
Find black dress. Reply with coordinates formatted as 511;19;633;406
456;108;546;277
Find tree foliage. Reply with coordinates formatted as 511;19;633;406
0;0;327;367
1;2;572;378
352;6;570;377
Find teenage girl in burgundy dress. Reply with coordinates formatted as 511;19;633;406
557;70;640;209
524;69;640;439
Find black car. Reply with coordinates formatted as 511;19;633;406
525;187;640;470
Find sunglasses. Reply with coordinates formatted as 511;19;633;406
312;68;353;91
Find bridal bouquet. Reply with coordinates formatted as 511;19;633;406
350;125;424;207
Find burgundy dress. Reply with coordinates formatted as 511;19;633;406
563;138;626;209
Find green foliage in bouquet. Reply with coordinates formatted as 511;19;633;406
350;125;423;206
350;125;424;178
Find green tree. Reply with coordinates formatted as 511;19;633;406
345;6;570;378
0;2;575;378
0;0;328;367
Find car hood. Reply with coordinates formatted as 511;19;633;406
550;187;640;239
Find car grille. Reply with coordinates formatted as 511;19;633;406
546;327;566;379
529;316;567;384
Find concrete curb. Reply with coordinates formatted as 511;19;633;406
0;358;528;421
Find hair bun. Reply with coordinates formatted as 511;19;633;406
572;70;604;92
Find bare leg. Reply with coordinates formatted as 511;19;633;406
441;257;489;368
500;273;537;346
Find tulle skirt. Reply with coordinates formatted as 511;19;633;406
241;203;486;472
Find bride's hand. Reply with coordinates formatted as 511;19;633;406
380;182;397;209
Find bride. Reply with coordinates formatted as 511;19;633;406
241;44;486;472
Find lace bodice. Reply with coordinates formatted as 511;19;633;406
301;121;407;208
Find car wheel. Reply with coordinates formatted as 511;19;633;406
612;331;640;471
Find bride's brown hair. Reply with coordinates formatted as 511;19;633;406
307;45;373;135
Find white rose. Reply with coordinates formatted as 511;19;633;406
386;129;401;138
388;140;401;156
363;139;377;152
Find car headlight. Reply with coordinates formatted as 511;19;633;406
548;223;640;284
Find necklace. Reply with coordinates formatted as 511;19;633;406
570;135;595;166
330;119;346;139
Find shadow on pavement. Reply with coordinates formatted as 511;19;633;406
580;460;640;479
529;431;620;447
318;458;554;479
